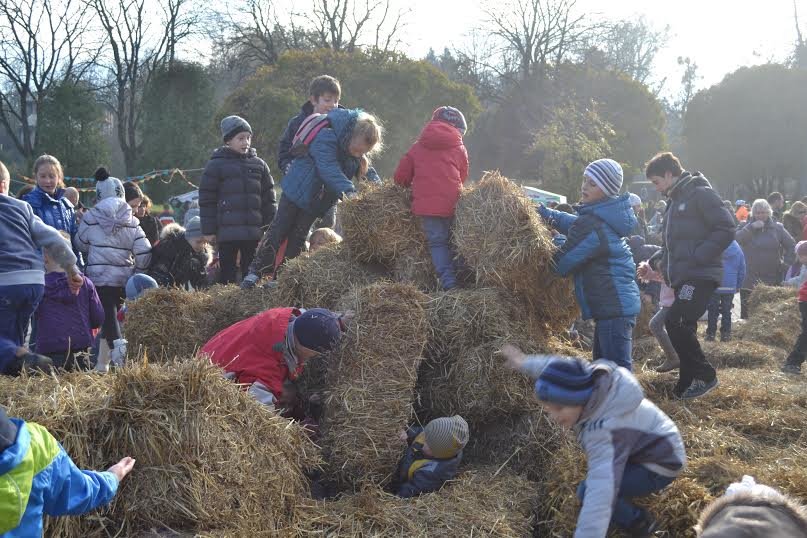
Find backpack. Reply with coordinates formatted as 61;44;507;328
290;113;331;157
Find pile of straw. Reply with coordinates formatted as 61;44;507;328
735;284;799;348
196;284;281;343
0;360;318;537
319;282;430;488
298;468;537;537
453;171;578;331
274;244;385;310
633;339;783;372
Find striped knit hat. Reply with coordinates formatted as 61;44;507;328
432;106;467;135
533;356;596;406
424;415;469;458
584;159;624;198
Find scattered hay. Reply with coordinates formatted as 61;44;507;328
274;243;386;310
298;467;537;537
319;282;430;488
453;171;578;331
633;301;655;339
735;284;799;348
0;360;318;537
125;287;211;360
703;340;784;369
196;284;281;343
391;246;439;292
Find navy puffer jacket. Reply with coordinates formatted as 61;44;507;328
649;172;736;288
198;147;277;243
539;194;641;320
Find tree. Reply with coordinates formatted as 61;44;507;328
0;0;94;163
793;0;807;68
684;64;807;198
312;0;407;53
36;81;110;175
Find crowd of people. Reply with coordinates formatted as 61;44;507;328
2;73;807;537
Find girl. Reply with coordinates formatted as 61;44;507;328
146;217;211;290
76;168;151;372
135;194;163;245
242;108;383;288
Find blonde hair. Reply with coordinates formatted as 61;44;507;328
0;160;9;182
352;112;383;178
309;227;342;249
33;154;65;189
141;194;153;210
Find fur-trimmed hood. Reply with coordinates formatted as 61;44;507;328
158;223;212;265
697;491;807;537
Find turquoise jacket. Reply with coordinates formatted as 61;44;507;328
0;419;119;537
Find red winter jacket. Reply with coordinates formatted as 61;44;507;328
200;307;302;398
394;120;469;217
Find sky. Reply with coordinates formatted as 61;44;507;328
399;0;801;96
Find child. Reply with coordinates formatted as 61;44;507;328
0;161;8;196
394;106;469;290
537;159;641;370
501;345;686;537
705;240;745;342
1;173;82;376
639;262;681;373
200;308;351;407
134;194;162;245
242;108;383;288
308;227;342;253
76;168;152;372
199;115;277;285
146;217;211;290
35;232;105;371
395;415;469;498
782;255;807;374
784;241;807;288
0;407;134;537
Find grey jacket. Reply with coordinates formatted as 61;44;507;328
697;490;807;537
736;218;796;288
520;357;686;538
76;197;152;287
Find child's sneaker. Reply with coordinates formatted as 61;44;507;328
680;377;719;400
782;363;802;375
240;273;259;289
110;338;128;367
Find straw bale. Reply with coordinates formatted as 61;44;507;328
319;282;430;488
391;246;439;292
0;360;317;537
735;284;799;348
453;171;578;331
339;181;428;264
196;284;282;343
297;467;537;537
125;287;211;360
274;243;386;310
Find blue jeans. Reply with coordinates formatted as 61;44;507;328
706;293;733;336
0;284;44;373
421;216;457;290
593;316;635;370
577;463;674;529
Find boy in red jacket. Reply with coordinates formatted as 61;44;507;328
782;270;807;375
199;307;352;407
394;106;469;290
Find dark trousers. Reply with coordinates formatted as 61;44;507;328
706;293;733;336
0;284;44;373
786;302;807;366
97;286;125;348
421;216;458;290
592;316;636;371
251;194;318;278
218;240;258;284
665;279;717;394
46;348;92;371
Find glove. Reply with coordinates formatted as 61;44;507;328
751;220;765;229
240;273;259;289
5;353;54;376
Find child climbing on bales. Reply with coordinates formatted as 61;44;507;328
395;415;469;498
146;217;211;290
394;106;469;290
501;345;686;537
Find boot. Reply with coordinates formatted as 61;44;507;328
720;331;731;342
95;339;111;373
704;332;716;342
655;355;680;373
110;338;128;367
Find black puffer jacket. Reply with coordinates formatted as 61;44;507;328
138;213;163;245
199;147;277;243
146;224;210;289
649;172;736;288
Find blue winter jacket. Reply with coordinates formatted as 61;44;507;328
396;426;462;498
538;194;641;320
280;108;380;218
717;240;746;294
21;187;82;267
0;419;119;537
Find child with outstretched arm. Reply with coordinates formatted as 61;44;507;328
500;345;686;537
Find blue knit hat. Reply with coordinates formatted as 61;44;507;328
293;308;343;353
432;106;467;135
534;356;596;406
584;159;623;198
126;274;159;301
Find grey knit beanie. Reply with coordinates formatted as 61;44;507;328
424;415;469;458
220;115;252;142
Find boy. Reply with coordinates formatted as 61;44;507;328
395;415;469;498
0;407;134;537
200;307;352;407
500;345;686;537
705;240;745;342
538;159;641;370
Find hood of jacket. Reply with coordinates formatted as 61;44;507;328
578;361;644;425
576;193;637;237
418;120;463;150
667;171;711;201
326;107;360;152
44;271;77;304
697;490;807;537
210;146;258;160
93;197;134;234
158;223;212;264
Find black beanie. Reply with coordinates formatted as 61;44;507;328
0;407;18;452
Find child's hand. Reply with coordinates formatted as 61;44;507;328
203;234;216;244
398;430;408;443
636;261;650;281
66;267;83;295
340;310;355;323
499;344;527;370
108;457;136;482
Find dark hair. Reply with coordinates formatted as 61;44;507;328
767;191;784;204
94;166;110;182
17;184;34;198
309;75;341;100
645;152;683;179
555;203;575;214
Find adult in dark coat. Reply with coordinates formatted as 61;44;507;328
644;152;735;400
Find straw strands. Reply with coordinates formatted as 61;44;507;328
735;284;799;348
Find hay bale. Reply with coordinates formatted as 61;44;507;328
196;284;281;343
299;467;537;537
454;171;577;331
0;360;318;537
320;282;429;488
735;284;799;348
274;243;386;310
391;246;439;292
125;287;211;360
